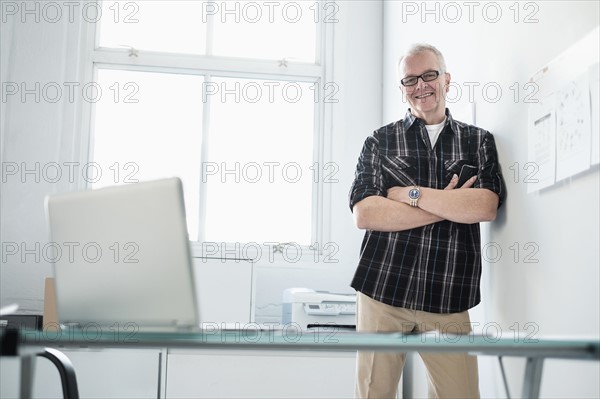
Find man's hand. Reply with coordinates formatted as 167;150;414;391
444;174;478;190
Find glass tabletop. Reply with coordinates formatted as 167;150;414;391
4;327;598;360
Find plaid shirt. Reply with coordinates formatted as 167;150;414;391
349;109;506;313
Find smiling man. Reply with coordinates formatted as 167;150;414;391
349;43;506;398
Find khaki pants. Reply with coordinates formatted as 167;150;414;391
355;292;480;399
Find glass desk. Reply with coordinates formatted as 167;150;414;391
2;327;599;398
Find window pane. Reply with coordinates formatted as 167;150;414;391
212;1;317;62
98;1;207;54
92;69;204;240
204;77;315;244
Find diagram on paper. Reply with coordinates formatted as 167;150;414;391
527;95;556;192
555;73;592;181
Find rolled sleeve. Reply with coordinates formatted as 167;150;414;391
475;132;507;208
349;135;386;211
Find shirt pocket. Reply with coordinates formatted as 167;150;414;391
444;159;477;185
381;155;417;187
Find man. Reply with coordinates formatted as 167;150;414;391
349;43;506;398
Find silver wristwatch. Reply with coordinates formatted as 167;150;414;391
408;186;421;207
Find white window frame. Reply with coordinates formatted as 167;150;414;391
74;0;336;261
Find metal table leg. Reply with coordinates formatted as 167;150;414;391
402;352;414;399
521;357;544;399
19;354;35;399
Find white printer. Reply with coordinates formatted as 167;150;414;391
282;288;356;329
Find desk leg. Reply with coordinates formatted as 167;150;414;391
401;352;414;399
19;354;35;399
157;348;168;399
521;357;544;399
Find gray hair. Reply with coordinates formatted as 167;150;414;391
397;43;447;81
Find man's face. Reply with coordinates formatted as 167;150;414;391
399;51;450;123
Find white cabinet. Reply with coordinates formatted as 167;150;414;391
192;258;254;325
2;348;357;398
165;349;356;398
63;349;161;398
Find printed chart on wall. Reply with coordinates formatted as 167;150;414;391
527;26;600;193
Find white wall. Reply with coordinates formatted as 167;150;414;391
1;4;86;313
382;1;599;397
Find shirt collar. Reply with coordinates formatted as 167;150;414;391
403;108;457;136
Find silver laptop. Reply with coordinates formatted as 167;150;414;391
45;177;200;331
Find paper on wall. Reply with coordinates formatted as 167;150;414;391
555;73;592;181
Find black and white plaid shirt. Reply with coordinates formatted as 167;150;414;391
349;109;506;314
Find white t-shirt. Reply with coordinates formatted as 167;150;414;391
425;118;447;148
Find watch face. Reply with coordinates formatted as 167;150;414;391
408;188;420;200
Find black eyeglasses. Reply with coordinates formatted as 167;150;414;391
400;70;441;87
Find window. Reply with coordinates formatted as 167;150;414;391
87;1;334;250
